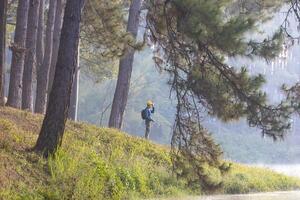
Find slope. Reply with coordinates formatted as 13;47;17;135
0;107;300;200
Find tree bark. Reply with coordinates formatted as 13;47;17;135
35;0;57;114
36;0;45;72
0;0;7;106
35;0;85;157
48;0;65;95
21;0;40;111
7;0;30;108
108;0;142;128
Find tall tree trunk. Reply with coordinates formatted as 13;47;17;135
0;0;7;106
7;0;30;108
35;0;85;157
48;0;65;95
35;0;57;114
108;0;142;128
21;0;40;111
36;0;45;71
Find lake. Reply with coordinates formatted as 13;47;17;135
157;191;300;200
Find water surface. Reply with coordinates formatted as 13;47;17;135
196;191;300;200
159;191;300;200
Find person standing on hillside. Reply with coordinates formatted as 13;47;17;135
141;100;155;139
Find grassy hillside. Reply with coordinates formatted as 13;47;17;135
1;107;300;200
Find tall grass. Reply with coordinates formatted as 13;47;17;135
1;108;300;199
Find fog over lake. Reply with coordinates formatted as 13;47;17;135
258;164;300;178
197;191;300;200
160;191;300;200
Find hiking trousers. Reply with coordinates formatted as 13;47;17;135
145;120;151;139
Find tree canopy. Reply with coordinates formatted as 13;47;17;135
80;0;132;82
145;0;294;188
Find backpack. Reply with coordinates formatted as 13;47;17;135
141;108;147;120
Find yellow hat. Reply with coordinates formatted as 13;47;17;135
147;100;153;106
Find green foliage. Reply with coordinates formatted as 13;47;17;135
80;0;130;82
174;0;255;55
82;0;129;58
0;108;300;200
0;108;189;200
44;127;178;199
188;66;266;121
226;0;284;22
80;0;147;82
248;29;285;60
145;0;292;189
1;108;300;199
147;0;289;136
80;48;119;83
223;164;300;194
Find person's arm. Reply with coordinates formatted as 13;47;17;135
151;106;155;114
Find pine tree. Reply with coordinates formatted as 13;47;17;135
281;1;300;116
7;0;30;108
48;0;66;95
22;0;40;111
0;0;7;106
35;0;85;157
35;0;57;114
145;0;290;189
109;0;143;129
36;0;45;71
79;0;131;83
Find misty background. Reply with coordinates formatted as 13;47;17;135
3;7;299;164
77;9;300;165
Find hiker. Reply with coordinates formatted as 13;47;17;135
141;100;155;139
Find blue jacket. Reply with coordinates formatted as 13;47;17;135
145;107;155;121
